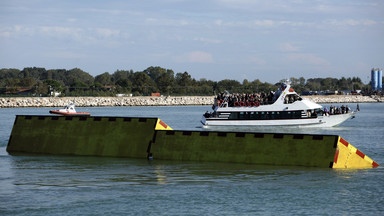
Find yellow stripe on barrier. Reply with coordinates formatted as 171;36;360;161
155;119;173;130
332;137;379;168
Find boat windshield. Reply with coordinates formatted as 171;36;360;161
284;93;302;104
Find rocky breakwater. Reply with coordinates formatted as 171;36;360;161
1;95;383;108
0;96;215;108
302;95;384;103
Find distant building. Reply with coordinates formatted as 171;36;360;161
379;69;383;90
50;91;61;97
371;68;383;91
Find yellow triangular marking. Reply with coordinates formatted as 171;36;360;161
155;119;173;130
333;136;379;168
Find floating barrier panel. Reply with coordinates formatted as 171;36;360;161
7;115;379;168
7;115;168;158
149;130;379;168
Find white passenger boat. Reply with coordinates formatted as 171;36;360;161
201;82;356;127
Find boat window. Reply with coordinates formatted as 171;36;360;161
259;112;265;120
297;95;303;101
250;112;255;119
284;94;302;104
280;111;299;119
240;112;246;120
271;112;275;119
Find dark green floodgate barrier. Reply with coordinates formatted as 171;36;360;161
149;130;338;168
7;115;379;168
7;115;157;158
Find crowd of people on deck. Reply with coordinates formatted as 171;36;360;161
214;91;303;107
214;83;297;108
215;91;277;107
306;104;355;118
322;104;356;116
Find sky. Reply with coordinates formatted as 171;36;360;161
1;0;383;84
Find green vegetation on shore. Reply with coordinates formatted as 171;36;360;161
0;66;372;97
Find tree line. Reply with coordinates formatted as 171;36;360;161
0;66;373;97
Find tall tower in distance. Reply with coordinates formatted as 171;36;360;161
371;68;382;91
378;69;382;91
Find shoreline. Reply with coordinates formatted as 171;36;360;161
0;95;383;108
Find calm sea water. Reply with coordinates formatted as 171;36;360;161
0;103;383;215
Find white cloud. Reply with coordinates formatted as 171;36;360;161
250;20;276;27
221;19;314;29
249;56;266;65
173;51;214;63
214;19;223;26
145;17;192;27
0;25;35;38
193;37;222;44
324;19;378;26
67;18;77;23
280;43;301;52
188;51;214;63
0;24;131;46
40;26;84;40
0;31;11;37
44;51;87;59
95;28;120;38
284;53;330;66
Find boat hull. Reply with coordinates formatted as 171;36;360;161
49;110;91;117
202;112;355;127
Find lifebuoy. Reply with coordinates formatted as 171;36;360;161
255;101;260;107
251;102;256;107
217;99;223;107
234;102;240;107
240;101;245;107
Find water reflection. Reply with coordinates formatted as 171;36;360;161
6;155;343;187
